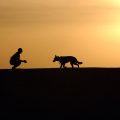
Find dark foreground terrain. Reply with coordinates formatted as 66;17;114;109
0;68;120;119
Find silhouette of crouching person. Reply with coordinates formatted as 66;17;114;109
10;48;27;69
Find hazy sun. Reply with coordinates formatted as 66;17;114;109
105;0;120;6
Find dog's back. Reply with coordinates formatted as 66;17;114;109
59;56;78;63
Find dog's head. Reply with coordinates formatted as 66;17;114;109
53;55;59;62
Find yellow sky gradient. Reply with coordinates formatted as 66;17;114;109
0;0;120;68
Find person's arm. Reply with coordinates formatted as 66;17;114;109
21;60;27;63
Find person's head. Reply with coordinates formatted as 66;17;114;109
18;48;23;54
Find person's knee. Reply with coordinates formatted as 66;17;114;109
14;61;21;67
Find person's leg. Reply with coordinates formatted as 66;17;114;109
12;61;21;69
12;66;16;70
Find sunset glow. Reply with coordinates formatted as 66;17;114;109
0;0;120;68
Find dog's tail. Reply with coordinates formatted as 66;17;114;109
78;61;83;64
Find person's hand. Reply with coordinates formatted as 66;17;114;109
23;60;27;63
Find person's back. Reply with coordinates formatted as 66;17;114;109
10;51;20;65
10;48;27;69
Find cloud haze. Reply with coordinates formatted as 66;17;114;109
0;0;120;68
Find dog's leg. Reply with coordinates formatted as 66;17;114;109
70;62;74;68
60;64;62;68
63;63;66;68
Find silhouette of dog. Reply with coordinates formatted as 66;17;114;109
53;55;83;68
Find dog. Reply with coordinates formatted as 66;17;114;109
53;55;83;68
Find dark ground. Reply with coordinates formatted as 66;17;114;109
0;68;120;119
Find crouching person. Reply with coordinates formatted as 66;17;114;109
10;48;27;69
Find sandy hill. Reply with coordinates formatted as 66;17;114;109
0;68;120;119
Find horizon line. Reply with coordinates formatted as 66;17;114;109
1;67;120;70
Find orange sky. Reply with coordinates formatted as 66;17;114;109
0;0;120;68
